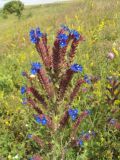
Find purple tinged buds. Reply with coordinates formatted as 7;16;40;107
85;110;92;115
22;98;27;105
28;134;33;139
109;119;116;125
84;75;91;84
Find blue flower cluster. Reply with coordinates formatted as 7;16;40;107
35;115;47;125
29;27;42;43
61;25;80;40
31;62;42;75
68;108;78;120
58;33;68;48
70;30;80;40
70;64;83;72
84;75;91;84
21;86;26;94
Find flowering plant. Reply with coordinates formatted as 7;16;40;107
21;25;93;159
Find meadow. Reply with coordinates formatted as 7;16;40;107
0;0;120;159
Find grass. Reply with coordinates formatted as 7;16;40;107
0;0;120;159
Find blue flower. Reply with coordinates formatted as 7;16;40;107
84;75;91;84
109;119;116;125
70;64;83;72
36;27;42;38
22;98;27;105
28;134;32;139
59;40;67;48
41;117;47;125
79;140;84;146
68;108;78;121
29;27;42;44
35;116;41;123
58;33;68;40
71;114;77;121
21;86;26;94
31;62;42;75
32;62;41;70
35;116;47;126
21;71;26;76
84;133;90;140
70;30;80;40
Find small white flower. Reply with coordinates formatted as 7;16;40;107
30;74;36;78
13;154;19;159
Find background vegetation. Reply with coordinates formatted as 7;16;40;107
0;0;120;159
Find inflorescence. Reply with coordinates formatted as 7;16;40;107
20;25;93;158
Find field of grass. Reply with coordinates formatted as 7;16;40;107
0;0;120;159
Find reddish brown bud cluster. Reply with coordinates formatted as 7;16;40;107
27;98;43;114
37;68;55;98
32;135;45;147
35;35;52;68
68;36;84;65
59;111;69;129
33;154;43;160
58;69;75;100
27;87;48;109
69;79;85;104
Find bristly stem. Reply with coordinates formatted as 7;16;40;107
68;36;84;66
27;87;48;109
58;69;75;101
27;98;43;114
69;79;85;104
32;135;45;147
70;111;89;139
37;67;55;98
59;110;69;129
